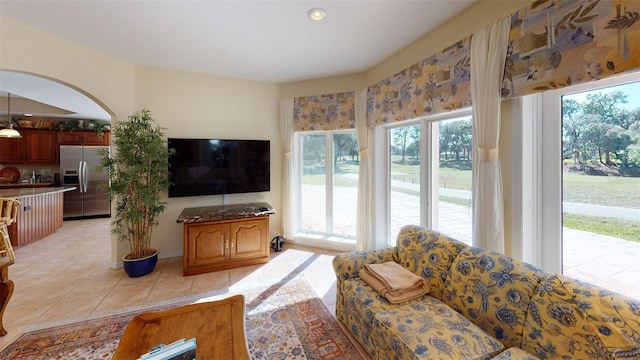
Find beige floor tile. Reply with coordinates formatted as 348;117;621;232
190;270;231;295
0;218;342;352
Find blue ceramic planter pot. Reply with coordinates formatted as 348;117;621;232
122;249;158;278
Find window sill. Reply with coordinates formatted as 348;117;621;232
292;232;356;252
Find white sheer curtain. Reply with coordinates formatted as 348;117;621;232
471;15;510;253
355;90;375;250
280;98;294;241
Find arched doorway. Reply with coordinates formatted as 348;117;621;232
1;69;116;264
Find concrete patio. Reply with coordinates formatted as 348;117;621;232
301;184;640;299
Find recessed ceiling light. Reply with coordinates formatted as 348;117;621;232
24;113;32;117
307;8;326;21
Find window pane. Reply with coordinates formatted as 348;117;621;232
389;125;421;244
561;81;640;298
332;133;359;237
300;134;326;232
437;117;473;244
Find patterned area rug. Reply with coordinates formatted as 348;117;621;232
0;278;364;359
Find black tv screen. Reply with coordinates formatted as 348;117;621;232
168;138;270;198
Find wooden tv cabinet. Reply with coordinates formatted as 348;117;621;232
177;202;275;276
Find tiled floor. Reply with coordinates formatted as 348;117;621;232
2;209;639;352
0;218;342;351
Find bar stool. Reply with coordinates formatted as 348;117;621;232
0;198;19;264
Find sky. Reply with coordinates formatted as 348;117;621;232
563;80;640;111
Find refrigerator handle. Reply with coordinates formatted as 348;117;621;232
83;160;89;192
78;161;84;193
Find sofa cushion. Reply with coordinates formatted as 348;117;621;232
561;275;640;359
342;277;428;327
521;274;612;360
373;297;505;359
341;277;428;358
491;347;539;359
396;225;469;300
443;247;545;349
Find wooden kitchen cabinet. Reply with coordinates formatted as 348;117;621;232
0;137;22;164
21;129;58;164
58;130;110;146
182;216;269;276
6;189;65;248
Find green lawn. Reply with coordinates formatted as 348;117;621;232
563;213;640;242
563;173;640;208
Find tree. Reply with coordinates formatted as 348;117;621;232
439;119;472;161
562;99;586;164
565;89;639;169
392;125;418;164
333;133;358;170
583;91;628;127
627;119;640;167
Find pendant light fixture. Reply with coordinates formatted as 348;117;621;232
0;92;22;138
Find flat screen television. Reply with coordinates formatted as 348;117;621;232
168;138;270;198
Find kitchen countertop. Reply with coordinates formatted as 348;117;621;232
177;202;275;224
0;182;57;188
0;186;76;199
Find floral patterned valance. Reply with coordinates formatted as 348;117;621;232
503;0;640;98
367;36;472;127
366;0;640;127
293;92;355;132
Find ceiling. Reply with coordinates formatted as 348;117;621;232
0;0;478;120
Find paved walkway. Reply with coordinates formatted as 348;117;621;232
393;179;640;222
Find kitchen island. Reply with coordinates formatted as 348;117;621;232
0;187;76;248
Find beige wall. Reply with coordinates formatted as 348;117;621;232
1;0;534;265
134;66;281;259
1;16;281;265
0;17;136;121
1;16;136;265
367;0;529;85
279;73;367;99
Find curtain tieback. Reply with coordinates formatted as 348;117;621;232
359;148;369;157
284;151;292;159
478;146;499;161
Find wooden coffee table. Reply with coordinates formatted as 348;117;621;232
112;294;249;360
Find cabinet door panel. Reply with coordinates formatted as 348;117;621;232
0;137;22;163
186;223;228;267
83;131;110;145
58;131;110;146
23;130;58;163
229;218;268;260
58;132;82;145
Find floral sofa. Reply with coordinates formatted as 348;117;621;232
332;225;640;359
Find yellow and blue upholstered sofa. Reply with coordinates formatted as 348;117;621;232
332;225;640;359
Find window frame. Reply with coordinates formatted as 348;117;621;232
525;72;639;273
377;108;474;246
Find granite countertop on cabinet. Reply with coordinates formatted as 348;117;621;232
177;202;275;224
0;186;76;199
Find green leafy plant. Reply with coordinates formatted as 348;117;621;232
97;109;175;260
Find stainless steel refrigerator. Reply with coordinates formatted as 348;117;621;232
60;145;111;219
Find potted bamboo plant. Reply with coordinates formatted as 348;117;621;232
98;109;174;277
